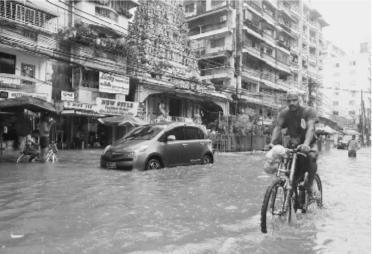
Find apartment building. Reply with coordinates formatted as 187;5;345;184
183;0;327;123
0;0;60;102
0;0;138;148
320;41;371;130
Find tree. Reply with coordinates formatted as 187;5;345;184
127;0;199;79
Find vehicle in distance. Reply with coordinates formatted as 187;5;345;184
100;122;214;170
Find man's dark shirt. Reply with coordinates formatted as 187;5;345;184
277;105;318;146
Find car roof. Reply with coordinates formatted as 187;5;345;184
143;121;207;132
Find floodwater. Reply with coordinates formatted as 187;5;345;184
0;147;370;254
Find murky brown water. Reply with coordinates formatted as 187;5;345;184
0;147;370;253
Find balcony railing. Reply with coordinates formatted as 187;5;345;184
243;20;261;34
189;22;228;36
245;0;262;13
242;67;261;78
243;41;261;56
0;0;58;34
200;66;233;77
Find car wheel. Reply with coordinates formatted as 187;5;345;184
201;154;212;164
145;158;162;170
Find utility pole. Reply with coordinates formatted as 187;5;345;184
234;0;243;116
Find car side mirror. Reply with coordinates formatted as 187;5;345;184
167;135;176;142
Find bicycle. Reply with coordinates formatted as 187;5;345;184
260;146;323;234
16;142;58;163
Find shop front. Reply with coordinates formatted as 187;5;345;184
133;77;230;128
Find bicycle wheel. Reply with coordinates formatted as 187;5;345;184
261;179;291;234
305;173;323;211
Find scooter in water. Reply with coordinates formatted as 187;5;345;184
16;142;58;163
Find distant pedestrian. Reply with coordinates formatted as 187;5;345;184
38;114;55;162
347;135;360;158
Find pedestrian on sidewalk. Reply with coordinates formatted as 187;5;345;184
347;135;360;158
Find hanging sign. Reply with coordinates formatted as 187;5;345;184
0;90;48;101
63;101;96;111
96;97;138;116
99;72;129;95
61;91;75;101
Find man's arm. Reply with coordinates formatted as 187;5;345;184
303;119;316;147
270;125;282;145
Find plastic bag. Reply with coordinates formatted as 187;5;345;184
263;145;286;174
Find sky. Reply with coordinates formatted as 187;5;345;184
311;0;371;54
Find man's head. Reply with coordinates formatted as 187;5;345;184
286;91;300;111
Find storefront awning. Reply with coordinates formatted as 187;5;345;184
318;116;343;132
98;115;147;127
0;96;56;113
61;109;104;118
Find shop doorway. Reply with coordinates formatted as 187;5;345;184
169;98;181;117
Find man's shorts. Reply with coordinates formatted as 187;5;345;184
40;136;49;149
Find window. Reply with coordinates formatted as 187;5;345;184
333;101;339;106
210;37;225;48
349;110;356;115
21;63;35;85
165;127;185;140
349;100;355;105
0;52;16;74
21;63;35;78
185;4;195;13
184;127;205;140
334;91;339;96
332;111;339;115
335;63;340;68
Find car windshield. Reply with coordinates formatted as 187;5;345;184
116;125;165;142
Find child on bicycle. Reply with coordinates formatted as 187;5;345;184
24;131;39;162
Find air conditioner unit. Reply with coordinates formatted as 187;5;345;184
219;15;227;22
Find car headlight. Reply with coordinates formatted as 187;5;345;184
103;145;111;155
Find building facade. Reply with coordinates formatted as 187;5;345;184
320;41;371;132
183;0;327;123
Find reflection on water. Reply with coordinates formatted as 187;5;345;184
0;148;370;253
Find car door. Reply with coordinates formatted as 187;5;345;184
162;126;188;166
183;126;205;164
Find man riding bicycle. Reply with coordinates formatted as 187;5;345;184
268;91;318;210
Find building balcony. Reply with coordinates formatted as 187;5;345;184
189;23;231;40
262;32;277;47
200;66;234;80
193;45;233;59
261;53;277;68
244;0;262;13
242;67;261;81
276;60;291;73
186;3;232;21
243;24;262;41
262;11;276;27
242;43;262;60
0;0;58;34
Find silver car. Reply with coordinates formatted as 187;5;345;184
100;122;214;170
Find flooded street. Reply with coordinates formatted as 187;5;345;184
0;148;370;254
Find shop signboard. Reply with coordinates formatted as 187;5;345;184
61;91;75;101
173;79;211;94
0;90;48;101
63;101;96;111
99;72;129;95
96;97;138;116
